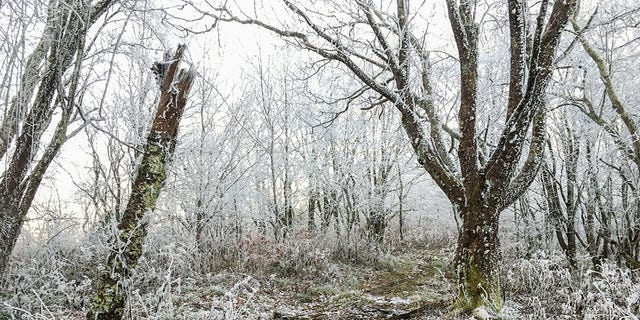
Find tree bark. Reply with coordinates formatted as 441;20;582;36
86;45;194;320
454;206;502;312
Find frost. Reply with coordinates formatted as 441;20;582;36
2;0;636;319
473;306;495;319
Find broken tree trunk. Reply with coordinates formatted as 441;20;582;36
86;44;194;320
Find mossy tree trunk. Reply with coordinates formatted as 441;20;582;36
86;45;194;320
453;207;501;312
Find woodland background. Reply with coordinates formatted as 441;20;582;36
0;0;639;319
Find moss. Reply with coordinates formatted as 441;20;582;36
86;141;171;320
329;290;372;307
289;284;340;303
453;261;502;315
348;250;452;311
86;273;128;319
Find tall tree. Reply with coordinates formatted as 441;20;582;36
204;0;578;313
86;45;195;320
0;0;115;277
540;116;581;271
569;1;640;269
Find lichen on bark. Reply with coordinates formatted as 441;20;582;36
452;206;502;315
86;45;194;320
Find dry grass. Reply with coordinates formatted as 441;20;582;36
1;229;639;319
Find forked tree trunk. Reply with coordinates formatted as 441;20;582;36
0;0;115;279
86;45;194;320
454;206;502;312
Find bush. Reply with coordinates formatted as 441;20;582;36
505;256;640;319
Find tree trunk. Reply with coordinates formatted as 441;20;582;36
308;189;317;231
367;210;386;244
541;162;578;270
0;102;71;276
0;201;23;275
454;206;502;313
0;0;114;278
86;45;194;320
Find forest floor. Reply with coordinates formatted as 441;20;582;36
1;239;467;320
173;243;459;319
4;219;637;318
5;232;637;319
260;250;452;319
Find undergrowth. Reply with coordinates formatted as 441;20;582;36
1;226;639;319
504;255;640;319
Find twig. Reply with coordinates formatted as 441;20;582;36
32;289;55;319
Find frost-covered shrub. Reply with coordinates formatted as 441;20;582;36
0;232;100;319
505;256;640;319
126;271;270;320
233;231;333;278
328;239;381;266
268;242;330;277
579;264;640;318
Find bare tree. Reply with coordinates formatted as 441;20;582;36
569;3;640;269
86;45;195;320
168;67;256;272
583;142;616;270
0;0;115;277
540;116;580;271
238;58;304;241
192;0;578;313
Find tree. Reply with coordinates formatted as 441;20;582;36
75;47;159;230
0;0;115;277
167;65;255;272
201;0;578;313
569;1;640;269
86;45;195;320
540;115;581;271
